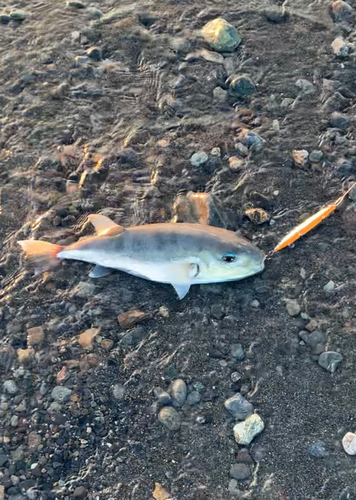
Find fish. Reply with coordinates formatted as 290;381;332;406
18;214;265;299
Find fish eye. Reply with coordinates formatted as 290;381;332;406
222;253;236;263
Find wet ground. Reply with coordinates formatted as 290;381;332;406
1;0;356;499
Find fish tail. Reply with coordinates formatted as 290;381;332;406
18;239;64;272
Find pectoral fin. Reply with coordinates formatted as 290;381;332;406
172;283;191;300
88;214;124;236
89;265;111;278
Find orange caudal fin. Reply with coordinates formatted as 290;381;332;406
18;240;64;272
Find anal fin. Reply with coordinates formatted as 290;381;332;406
172;283;191;300
89;265;111;278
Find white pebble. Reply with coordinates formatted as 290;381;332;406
342;432;356;455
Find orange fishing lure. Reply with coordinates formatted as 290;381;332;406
273;181;356;253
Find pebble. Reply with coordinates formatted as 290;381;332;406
285;299;301;317
10;415;19;427
10;11;27;21
67;1;87;8
119;326;147;347
230;343;245;360
186;390;201;405
213;87;228;103
0;450;9;467
236;448;254;464
295;79;316;96
112;384;125;400
74;56;90;68
118;310;150;329
158;407;181;431
251;300;260;308
233;414;265;445
237;130;264;151
331;37;353;57
229;74;256;99
3;380;18;395
0;14;11;24
342;432;356;455
323;280;335;293
229;156;244;170
329;0;353;22
185;49;224;64
211;147;221;157
245;208;270;224
73;486;88;498
299;331;326;355
27;326;44;346
292;149;309;167
51;386;72;402
152;483;172;500
87;46;102;61
78;327;100;350
229;463;252;481
86;7;102;19
168;379;187;407
201;18;241;52
264;8;289;23
154;387;172;406
318;351;343;372
329;112;350;129
224;393;253;420
308;441;328;458
309;150;323;163
190;151;209;167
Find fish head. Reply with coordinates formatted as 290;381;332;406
197;231;265;283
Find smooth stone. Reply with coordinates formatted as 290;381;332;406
86;46;102;61
292;149;309;167
230;343;245;360
308;441;328;458
329;111;350;129
86;7;102;19
168;379;187;407
229;74;256;99
296;78;316;96
299;331;326;355
158;407;181;431
331;37;353;57
329;0;353;22
186;391;201;405
112;384;125;400
0;14;11;24
3;380;18;394
229;463;252;481
73;486;88;498
342;432;356;455
213;86;228;103
264;8;289;23
318;351;343;372
285;299;301;316
233;414;265;445
224;393;253;420
9;11;27;21
51;386;72;402
323;280;335;293
191;151;208;167
11;416;19;427
309;150;323;163
67;1;87;8
154;387;172;406
202;18;241;52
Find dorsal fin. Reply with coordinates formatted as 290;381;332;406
87;214;125;236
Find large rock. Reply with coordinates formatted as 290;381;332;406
202;18;241;52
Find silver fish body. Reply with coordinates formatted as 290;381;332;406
19;215;265;299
